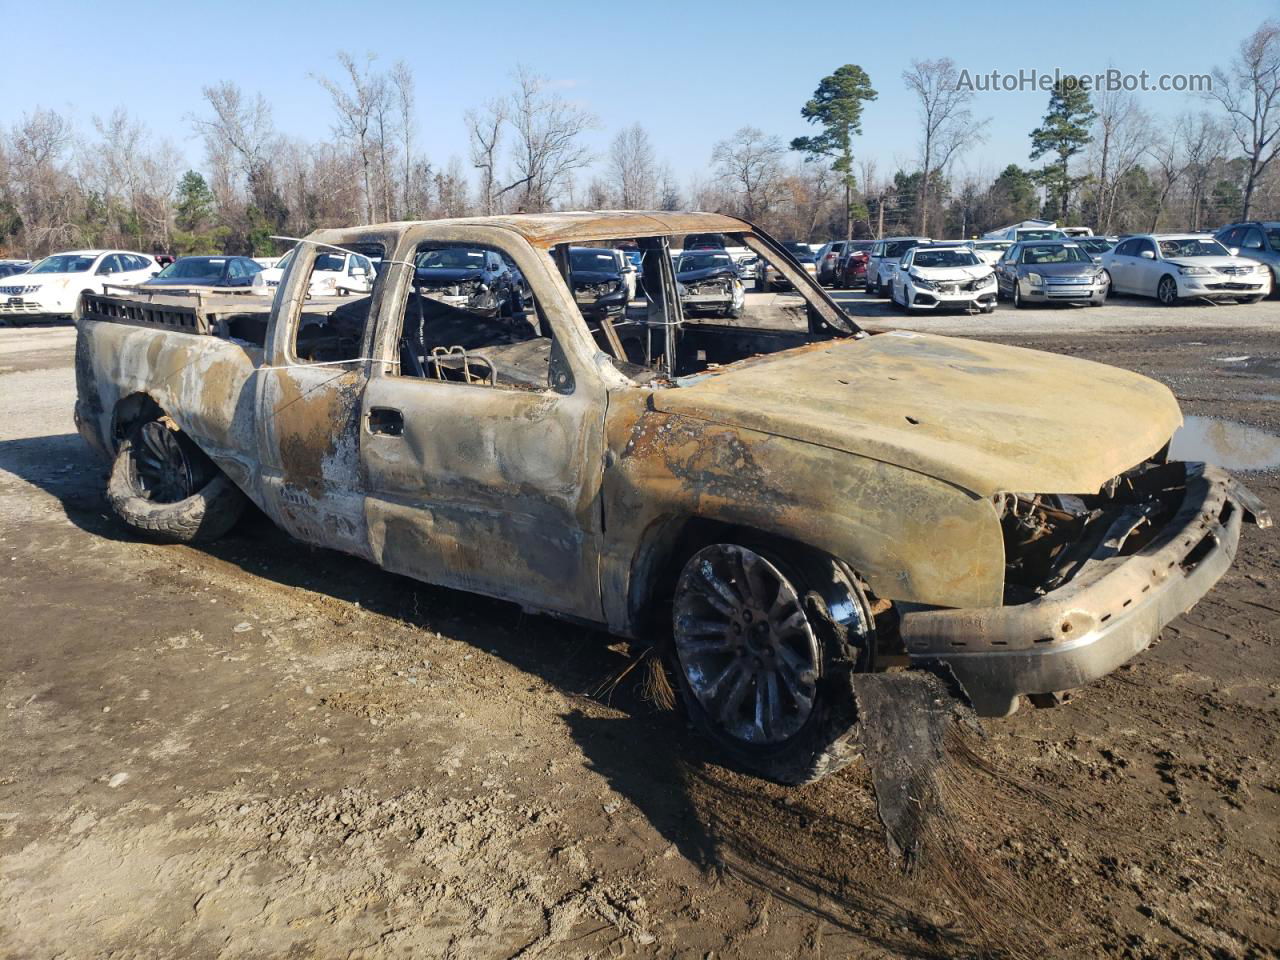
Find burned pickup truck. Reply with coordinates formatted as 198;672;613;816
75;212;1270;784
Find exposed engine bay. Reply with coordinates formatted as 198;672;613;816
997;456;1186;604
417;278;502;318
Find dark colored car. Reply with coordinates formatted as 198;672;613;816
1215;222;1280;296
414;246;528;318
567;247;629;319
682;233;729;251
675;250;744;318
143;256;263;288
755;242;819;291
835;241;874;287
813;240;846;285
0;261;31;279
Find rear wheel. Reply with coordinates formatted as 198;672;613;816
670;542;873;785
107;416;246;543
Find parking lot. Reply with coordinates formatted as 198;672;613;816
1;307;1277;958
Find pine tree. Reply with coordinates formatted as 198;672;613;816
790;65;878;240
1029;77;1096;221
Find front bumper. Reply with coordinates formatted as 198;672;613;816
0;289;75;319
908;284;997;311
1177;274;1269;298
1021;277;1107;302
575;287;628;318
898;464;1270;716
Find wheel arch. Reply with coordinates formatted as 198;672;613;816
624;515;875;640
111;392;167;445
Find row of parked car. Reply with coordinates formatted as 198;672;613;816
2;219;1277;323
809;222;1278;312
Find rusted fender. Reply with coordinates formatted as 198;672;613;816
600;392;1007;634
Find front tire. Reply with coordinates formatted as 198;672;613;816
1012;284;1026;309
1157;275;1179;305
107;417;246;543
669;542;874;785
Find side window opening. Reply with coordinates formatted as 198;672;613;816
392;242;550;391
554;231;855;383
289;241;385;363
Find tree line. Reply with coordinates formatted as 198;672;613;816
1;19;1277;258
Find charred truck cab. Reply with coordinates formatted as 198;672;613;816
74;211;1271;785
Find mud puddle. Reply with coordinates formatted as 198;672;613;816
1169;415;1280;471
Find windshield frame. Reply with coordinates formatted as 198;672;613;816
676;253;734;273
28;253;99;274
1020;243;1092;265
912;249;981;269
154;257;228;281
1158;237;1231;259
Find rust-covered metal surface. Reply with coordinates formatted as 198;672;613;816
72;210;1206;650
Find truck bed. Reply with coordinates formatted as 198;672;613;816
81;287;354;347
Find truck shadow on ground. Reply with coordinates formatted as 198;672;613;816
1;431;1008;958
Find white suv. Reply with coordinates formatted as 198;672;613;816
0;250;157;323
252;248;377;297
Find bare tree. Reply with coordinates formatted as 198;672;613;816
500;66;596;211
657;162;682;211
9;108;82;252
190;81;276;207
1208;19;1280;218
391;60;416;218
711;127;786;222
315;52;389;222
1145;134;1183;231
90;109;145;246
607;123;656;208
466;99;506;215
434;156;471;218
1178;112;1233;229
902;58;987;234
1090;89;1153;233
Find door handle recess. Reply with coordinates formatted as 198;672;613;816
368;407;404;437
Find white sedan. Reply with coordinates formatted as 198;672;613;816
1101;235;1271;304
0;250;158;323
970;240;1012;266
887;245;997;313
252;248;377;297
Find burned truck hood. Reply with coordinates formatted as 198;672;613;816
655;332;1182;496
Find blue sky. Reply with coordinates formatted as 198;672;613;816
2;0;1275;190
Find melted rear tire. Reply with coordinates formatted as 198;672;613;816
107;418;246;544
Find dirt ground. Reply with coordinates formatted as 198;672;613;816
1;300;1277;958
